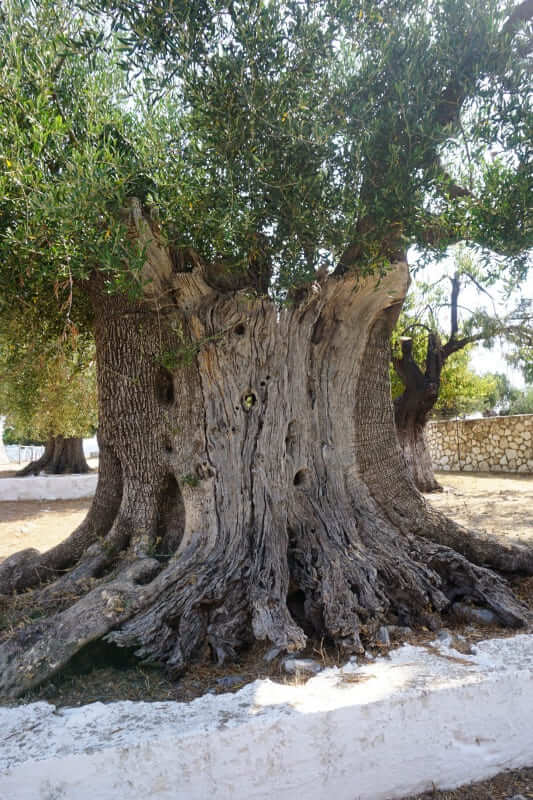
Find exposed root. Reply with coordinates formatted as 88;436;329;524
424;543;529;628
0;512;529;698
415;505;533;576
0;558;160;698
0;518;106;596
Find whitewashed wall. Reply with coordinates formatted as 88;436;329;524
1;635;533;800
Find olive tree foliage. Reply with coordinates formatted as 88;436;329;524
483;374;533;414
0;0;532;697
0;0;531;310
503;384;533;413
0;312;97;443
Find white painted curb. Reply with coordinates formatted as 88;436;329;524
0;474;97;501
1;634;532;800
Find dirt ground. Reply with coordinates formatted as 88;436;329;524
0;499;89;561
0;471;532;798
430;471;533;545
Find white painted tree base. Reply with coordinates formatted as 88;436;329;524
1;634;532;800
0;473;97;501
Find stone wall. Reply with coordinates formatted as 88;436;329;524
427;414;533;474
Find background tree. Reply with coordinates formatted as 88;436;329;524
500;384;533;415
481;372;521;414
392;247;532;491
0;0;532;698
0;311;96;475
391;334;499;418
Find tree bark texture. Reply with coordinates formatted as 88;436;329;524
16;436;90;476
393;335;444;492
0;226;531;698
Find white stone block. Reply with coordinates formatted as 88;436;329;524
2;635;533;800
0;474;97;501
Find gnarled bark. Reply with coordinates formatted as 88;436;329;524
0;247;531;699
16;436;90;476
393;335;443;493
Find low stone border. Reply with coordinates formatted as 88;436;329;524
0;473;97;501
1;634;532;800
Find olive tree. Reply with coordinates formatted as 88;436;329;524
392;249;533;491
0;0;531;697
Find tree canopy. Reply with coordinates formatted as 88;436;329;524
0;311;96;442
0;0;531;322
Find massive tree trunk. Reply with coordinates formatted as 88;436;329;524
16;436;90;476
0;225;531;698
393;335;444;493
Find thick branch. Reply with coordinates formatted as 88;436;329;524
393;337;425;390
424;332;443;385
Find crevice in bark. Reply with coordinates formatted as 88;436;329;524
155;474;185;560
156;366;175;406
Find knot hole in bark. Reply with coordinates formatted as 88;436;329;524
234;323;246;336
241;392;257;411
293;468;311;488
156;367;175;406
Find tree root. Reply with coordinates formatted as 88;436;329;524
0;505;530;699
0;558;160;698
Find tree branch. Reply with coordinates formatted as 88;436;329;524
393;337;425;389
449;273;460;340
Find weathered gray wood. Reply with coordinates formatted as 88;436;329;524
0;218;531;699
